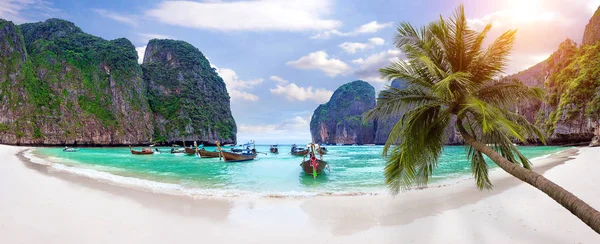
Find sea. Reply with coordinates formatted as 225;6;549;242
30;145;567;197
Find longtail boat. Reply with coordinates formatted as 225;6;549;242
63;147;79;152
231;141;254;153
216;141;256;162
270;144;279;153
129;145;154;155
198;148;221;158
318;146;328;155
291;144;309;156
171;144;185;154
182;141;199;155
300;143;328;179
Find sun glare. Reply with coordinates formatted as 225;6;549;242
506;0;555;24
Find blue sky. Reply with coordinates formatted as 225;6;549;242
1;0;599;144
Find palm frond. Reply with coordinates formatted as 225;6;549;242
470;29;517;83
384;104;451;194
365;87;439;121
467;145;492;189
475;79;543;109
431;71;473;100
379;60;435;88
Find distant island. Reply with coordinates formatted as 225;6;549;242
0;19;236;146
309;80;461;145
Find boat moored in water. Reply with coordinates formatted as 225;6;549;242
198;148;221;158
129;145;154;155
216;141;257;162
231;141;255;153
301;143;328;178
318;146;328;155
63;147;79;152
182;141;200;155
270;144;279;153
291;144;309;156
170;144;186;154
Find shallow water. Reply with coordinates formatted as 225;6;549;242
34;145;566;196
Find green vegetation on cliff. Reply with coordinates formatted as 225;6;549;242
547;41;600;130
142;39;236;144
1;18;237;145
310;80;375;144
0;18;153;145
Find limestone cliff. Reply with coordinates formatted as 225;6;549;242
583;6;600;46
0;18;237;146
506;37;598;144
142;39;236;145
0;19;153;145
310;80;375;144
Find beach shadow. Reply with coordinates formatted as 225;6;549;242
301;148;580;236
17;150;233;222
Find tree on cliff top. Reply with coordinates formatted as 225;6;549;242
367;5;600;233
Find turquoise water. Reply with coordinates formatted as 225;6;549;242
34;145;566;196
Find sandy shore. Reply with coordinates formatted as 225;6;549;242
0;145;599;243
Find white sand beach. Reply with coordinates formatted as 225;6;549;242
0;144;599;243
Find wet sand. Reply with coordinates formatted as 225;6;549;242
0;145;599;243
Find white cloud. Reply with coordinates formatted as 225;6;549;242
145;0;340;31
215;67;263;102
311;21;392;39
339;37;385;54
368;37;385;45
135;46;146;64
353;49;403;82
237;115;312;143
227;90;260;102
138;33;171;44
92;8;137;26
286;51;351;77
269;75;289;85
339;42;368;54
270;81;333;103
355;21;393;34
0;0;60;23
239;116;309;133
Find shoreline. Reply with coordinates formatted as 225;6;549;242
1;144;599;243
20;146;572;199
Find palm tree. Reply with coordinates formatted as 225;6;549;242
367;5;600;233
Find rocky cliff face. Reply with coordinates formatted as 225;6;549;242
310;80;375;144
506;36;598;144
0;18;237;146
142;39;236;145
0;19;153;145
583;6;600;46
373;79;405;145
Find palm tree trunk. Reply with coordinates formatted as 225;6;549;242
456;120;600;234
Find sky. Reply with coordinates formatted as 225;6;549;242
1;0;599;144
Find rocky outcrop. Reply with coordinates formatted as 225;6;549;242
0;18;237;146
583;6;600;46
0;19;153;145
142;39;236;145
505;38;597;145
373;79;405;144
310;80;375;145
591;136;600;147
